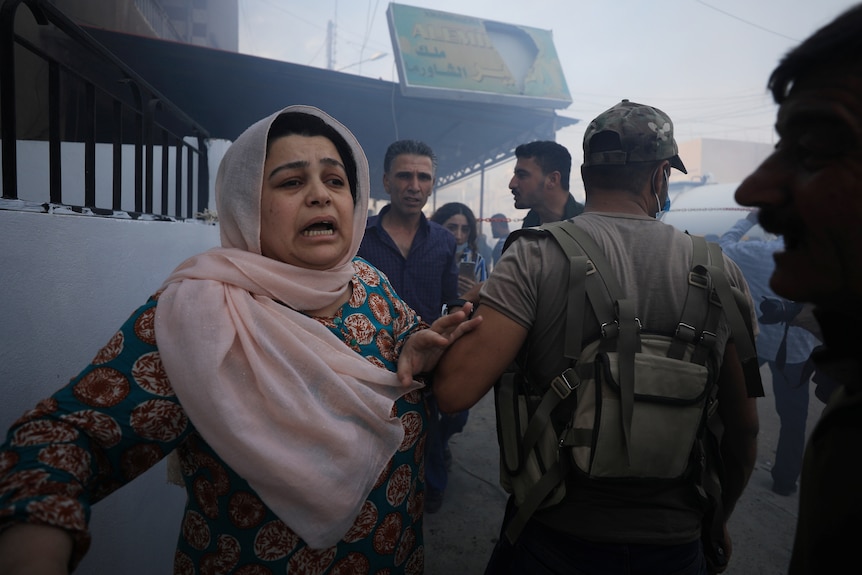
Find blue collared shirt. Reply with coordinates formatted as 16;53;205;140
719;217;820;363
359;204;459;323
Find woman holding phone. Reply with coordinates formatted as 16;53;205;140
431;202;488;297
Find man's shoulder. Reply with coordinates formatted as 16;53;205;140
365;205;388;230
521;209;540;228
426;218;447;233
359;218;383;246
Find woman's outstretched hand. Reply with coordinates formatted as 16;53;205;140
397;303;482;386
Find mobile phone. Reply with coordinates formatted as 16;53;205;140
459;261;477;278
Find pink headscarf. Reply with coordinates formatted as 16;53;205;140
154;105;421;548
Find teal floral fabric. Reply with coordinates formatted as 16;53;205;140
0;258;428;574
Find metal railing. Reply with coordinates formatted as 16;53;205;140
0;0;210;219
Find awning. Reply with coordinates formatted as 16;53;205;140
84;27;578;200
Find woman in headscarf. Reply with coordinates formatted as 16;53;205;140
0;106;477;574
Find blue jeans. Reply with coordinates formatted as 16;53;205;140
766;359;809;489
485;499;708;575
424;393;468;494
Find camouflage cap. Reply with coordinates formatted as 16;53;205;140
582;99;687;173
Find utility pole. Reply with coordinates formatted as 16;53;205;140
326;1;338;70
326;20;335;70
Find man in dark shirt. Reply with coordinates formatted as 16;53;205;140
508;140;584;228
359;140;458;323
358;140;460;513
490;213;510;267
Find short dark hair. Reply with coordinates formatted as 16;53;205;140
430;202;478;252
383;140;437;174
768;4;862;104
489;213;509;237
581;161;661;195
514;141;571;191
490;213;508;227
266;112;358;202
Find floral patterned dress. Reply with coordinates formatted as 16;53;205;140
0;258;428;574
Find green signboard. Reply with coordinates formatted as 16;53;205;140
387;3;571;108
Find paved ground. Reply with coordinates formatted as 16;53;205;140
424;365;822;575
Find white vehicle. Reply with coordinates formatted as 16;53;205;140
661;181;767;240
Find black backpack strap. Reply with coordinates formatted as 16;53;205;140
496;372;523;475
691;240;726;366
504;458;568;544
541;225;589;360
545;222;627;356
668;235;712;361
548;222;640;464
496;223;594;543
502;365;579;544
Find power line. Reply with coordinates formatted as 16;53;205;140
695;0;800;42
248;0;326;30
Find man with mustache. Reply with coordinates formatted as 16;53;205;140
733;4;862;573
359;140;460;515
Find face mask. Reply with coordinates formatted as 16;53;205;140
654;169;671;219
456;242;468;254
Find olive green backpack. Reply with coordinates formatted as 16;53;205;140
495;220;762;570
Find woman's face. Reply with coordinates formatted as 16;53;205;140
442;213;471;246
259;134;355;270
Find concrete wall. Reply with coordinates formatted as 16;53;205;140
677;138;773;185
0;207;220;573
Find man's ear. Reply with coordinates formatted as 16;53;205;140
545;171;561;189
651;164;666;192
382;173;391;195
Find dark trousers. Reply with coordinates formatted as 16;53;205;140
424;393;468;494
485;498;707;575
766;359;810;489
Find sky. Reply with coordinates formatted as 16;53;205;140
236;0;857;223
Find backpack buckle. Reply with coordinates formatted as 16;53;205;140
551;368;579;399
601;318;641;338
688;271;709;289
676;322;698;343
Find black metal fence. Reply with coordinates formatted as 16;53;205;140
0;0;210;219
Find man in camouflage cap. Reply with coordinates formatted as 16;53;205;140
433;100;760;574
582;99;687;175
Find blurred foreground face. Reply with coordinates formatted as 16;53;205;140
735;66;862;306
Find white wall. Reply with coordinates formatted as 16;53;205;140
677;138;773;185
0;207;220;574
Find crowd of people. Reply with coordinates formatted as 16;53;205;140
1;3;861;574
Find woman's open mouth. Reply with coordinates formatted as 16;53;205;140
302;221;335;237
